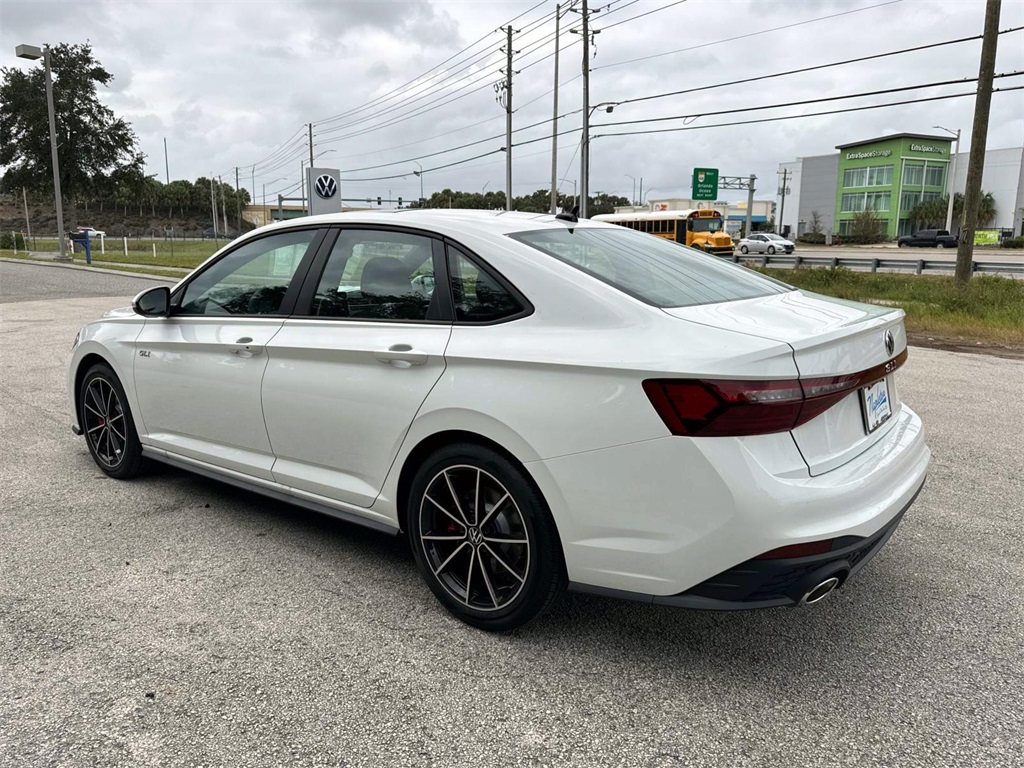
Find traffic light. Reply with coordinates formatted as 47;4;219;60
377;196;382;206
398;196;403;207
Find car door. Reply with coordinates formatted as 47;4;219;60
750;234;765;253
261;228;453;509
133;228;325;480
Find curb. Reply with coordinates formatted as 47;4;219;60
0;257;178;283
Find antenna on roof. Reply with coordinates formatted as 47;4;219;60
554;204;579;231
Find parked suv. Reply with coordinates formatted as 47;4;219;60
897;229;958;248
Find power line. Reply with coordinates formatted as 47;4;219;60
607;26;1024;110
595;72;1024;129
599;0;690;31
592;0;906;71
589;85;1024;140
314;0;553;127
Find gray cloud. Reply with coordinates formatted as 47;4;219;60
1;0;1022;205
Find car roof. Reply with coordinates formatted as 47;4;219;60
258;208;609;238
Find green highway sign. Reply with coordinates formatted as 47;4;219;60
692;167;719;200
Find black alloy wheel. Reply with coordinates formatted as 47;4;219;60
408;443;566;631
80;363;146;479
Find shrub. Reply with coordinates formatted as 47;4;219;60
1000;237;1024;249
797;232;826;244
14;233;25;250
0;232;14;249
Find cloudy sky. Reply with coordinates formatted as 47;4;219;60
2;0;1022;206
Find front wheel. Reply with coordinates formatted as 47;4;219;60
407;443;566;631
79;363;146;479
767;245;776;255
898;241;908;248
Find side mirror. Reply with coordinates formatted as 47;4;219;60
132;286;171;317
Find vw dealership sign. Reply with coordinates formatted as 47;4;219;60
306;167;342;214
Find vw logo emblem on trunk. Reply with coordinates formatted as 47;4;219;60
884;330;895;357
314;175;337;199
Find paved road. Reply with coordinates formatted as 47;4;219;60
2;263;1022;767
0;260;172;304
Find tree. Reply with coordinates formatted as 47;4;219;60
809;210;823;234
907;196;949;230
0;43;145;202
952;191;996;229
849;207;885;243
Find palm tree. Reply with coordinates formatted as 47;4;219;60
952;191;997;229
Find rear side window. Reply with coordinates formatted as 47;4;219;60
448;246;524;323
511;227;789;308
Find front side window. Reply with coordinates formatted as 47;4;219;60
311;230;439;321
179;229;317;315
512;227;789;309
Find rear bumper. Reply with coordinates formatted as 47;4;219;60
532;404;930;599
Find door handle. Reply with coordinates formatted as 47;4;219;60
374;343;428;368
227;337;264;357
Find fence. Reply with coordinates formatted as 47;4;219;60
720;252;1024;276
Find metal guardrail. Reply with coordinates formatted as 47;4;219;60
718;252;1024;276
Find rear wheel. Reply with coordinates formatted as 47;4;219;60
79;363;146;479
407;443;566;631
740;245;749;254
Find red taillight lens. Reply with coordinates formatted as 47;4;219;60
643;349;907;438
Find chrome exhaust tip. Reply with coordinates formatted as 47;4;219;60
800;576;840;606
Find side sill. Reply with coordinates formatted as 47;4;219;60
143;449;400;537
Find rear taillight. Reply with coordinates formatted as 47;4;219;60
643;349;907;437
755;540;834;559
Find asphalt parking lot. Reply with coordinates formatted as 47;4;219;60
1;260;1022;767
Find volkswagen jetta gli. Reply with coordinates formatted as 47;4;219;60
69;210;929;630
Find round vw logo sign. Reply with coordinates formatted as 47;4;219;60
314;174;337;199
884;330;895;357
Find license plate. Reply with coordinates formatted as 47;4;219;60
860;378;892;433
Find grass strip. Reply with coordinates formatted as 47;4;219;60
760;267;1024;346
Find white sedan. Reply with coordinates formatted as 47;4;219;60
738;232;795;255
68;210;929;630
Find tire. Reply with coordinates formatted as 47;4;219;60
767;245;776;255
407;442;566;631
898;241;907;248
740;245;749;254
79;363;146;479
940;241;952;248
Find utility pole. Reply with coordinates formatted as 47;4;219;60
778;168;788;234
22;187;32;247
218;176;228;234
550;3;561;214
956;0;1000;285
163;137;170;183
235;167;241;232
745;174;756;238
499;25;517;211
210;177;218;239
580;0;591;218
945;129;961;233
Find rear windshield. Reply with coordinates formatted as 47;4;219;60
510;226;790;308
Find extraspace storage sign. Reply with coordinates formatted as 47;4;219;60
692;168;719;201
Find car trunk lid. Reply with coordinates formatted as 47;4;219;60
662;290;907;475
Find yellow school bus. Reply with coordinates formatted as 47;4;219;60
591;209;734;255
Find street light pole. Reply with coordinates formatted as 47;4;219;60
625;174;636;207
16;44;67;260
934;125;961;233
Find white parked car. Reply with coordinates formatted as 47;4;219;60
75;226;106;238
738;232;795;255
68;210;929;630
